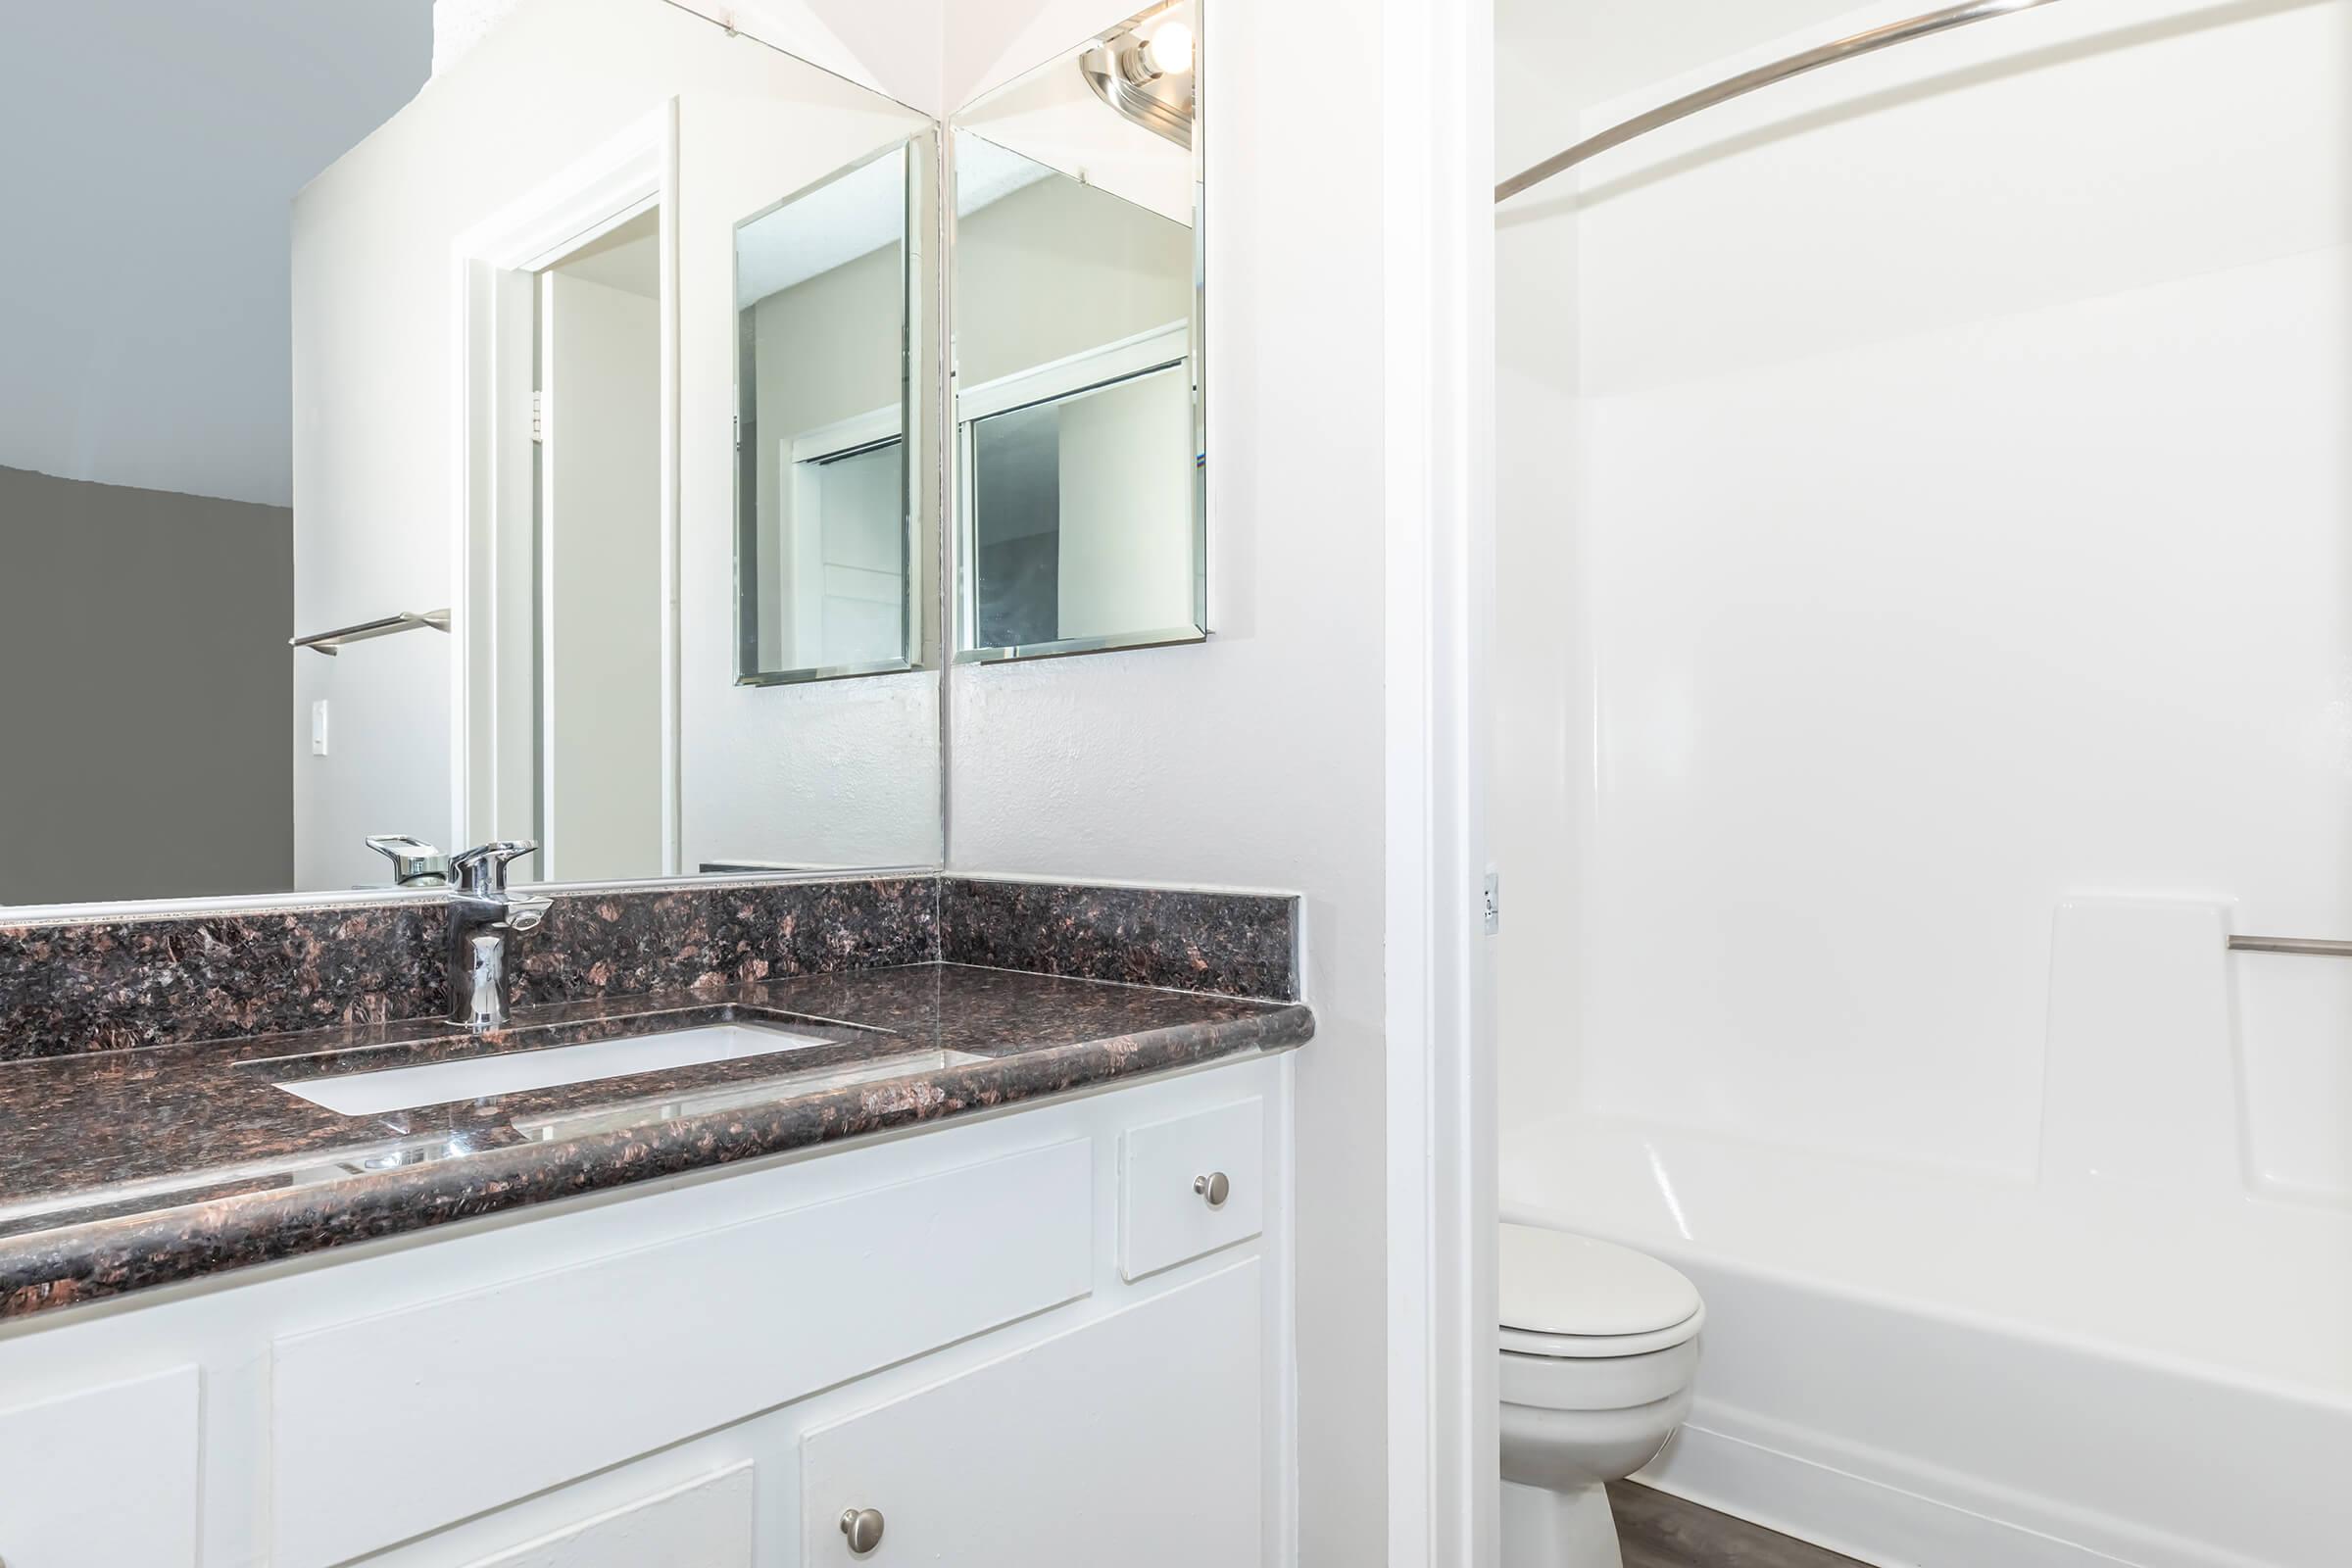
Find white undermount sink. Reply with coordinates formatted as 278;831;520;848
276;1022;836;1116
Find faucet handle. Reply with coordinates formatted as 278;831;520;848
451;840;538;894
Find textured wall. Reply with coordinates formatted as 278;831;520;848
941;2;1393;1559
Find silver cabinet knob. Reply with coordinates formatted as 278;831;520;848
1195;1170;1231;1208
840;1507;885;1553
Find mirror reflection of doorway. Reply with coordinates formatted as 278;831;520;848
513;207;665;884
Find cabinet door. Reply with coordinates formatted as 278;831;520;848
0;1368;199;1568
801;1261;1262;1567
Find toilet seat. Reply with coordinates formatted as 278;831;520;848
1499;1223;1704;1360
1500;1333;1699;1412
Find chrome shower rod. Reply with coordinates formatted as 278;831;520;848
1495;0;2070;202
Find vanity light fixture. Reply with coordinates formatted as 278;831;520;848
1140;19;1193;78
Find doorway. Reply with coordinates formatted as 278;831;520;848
525;208;665;882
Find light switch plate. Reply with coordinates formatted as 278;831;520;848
311;700;330;757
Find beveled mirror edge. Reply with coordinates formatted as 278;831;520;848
730;128;943;688
952;625;1206;665
0;865;944;932
945;0;1208;667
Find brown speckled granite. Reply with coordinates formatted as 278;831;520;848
0;875;1298;1060
941;878;1298;1000
0;903;448;1060
0;964;1312;1319
0;876;938;1061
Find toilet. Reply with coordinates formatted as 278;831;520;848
1498;1223;1705;1568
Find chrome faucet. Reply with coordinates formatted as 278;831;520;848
445;841;553;1031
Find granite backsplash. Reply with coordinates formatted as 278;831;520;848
0;874;1298;1061
939;877;1298;1001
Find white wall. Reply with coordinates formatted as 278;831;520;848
1496;0;2352;1182
954;172;1193;386
1;0;429;509
292;0;937;888
942;2;1392;1560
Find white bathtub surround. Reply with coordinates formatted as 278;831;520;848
1495;0;2352;1562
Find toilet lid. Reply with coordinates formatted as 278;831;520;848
1500;1224;1701;1341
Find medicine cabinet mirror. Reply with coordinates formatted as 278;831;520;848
734;136;938;685
950;0;1205;663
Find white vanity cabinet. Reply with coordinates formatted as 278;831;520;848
0;1368;201;1568
0;1057;1290;1568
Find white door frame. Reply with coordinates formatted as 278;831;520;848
1383;0;1496;1561
450;102;683;877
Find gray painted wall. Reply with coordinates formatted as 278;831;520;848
0;466;293;905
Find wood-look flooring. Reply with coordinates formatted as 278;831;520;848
1611;1483;1871;1568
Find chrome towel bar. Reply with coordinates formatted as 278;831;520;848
2227;936;2352;958
291;610;451;656
1495;0;2070;202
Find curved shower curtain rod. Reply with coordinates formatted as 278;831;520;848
1495;0;2070;202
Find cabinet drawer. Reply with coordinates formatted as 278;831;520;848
1120;1096;1264;1280
450;1464;754;1568
802;1261;1262;1566
273;1139;1093;1568
0;1368;199;1568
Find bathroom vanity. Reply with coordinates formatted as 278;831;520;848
0;949;1307;1567
0;0;1284;1560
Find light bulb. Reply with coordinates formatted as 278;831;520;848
1143;19;1193;76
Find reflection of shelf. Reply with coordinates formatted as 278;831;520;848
291;610;451;656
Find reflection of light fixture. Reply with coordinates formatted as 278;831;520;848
1081;13;1195;149
1142;19;1193;77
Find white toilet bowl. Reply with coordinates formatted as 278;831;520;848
1498;1224;1704;1568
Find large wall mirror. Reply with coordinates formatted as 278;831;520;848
949;1;1204;663
0;0;941;910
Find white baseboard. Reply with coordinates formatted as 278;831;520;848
1637;1400;2273;1568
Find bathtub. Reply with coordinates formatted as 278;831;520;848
1503;1112;2352;1568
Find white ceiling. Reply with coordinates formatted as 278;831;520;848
0;0;433;508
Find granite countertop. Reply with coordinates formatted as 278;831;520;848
0;963;1313;1320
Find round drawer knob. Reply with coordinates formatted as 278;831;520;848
840;1507;885;1553
1195;1170;1231;1208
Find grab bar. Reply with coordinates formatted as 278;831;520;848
291;610;451;656
2227;936;2352;957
